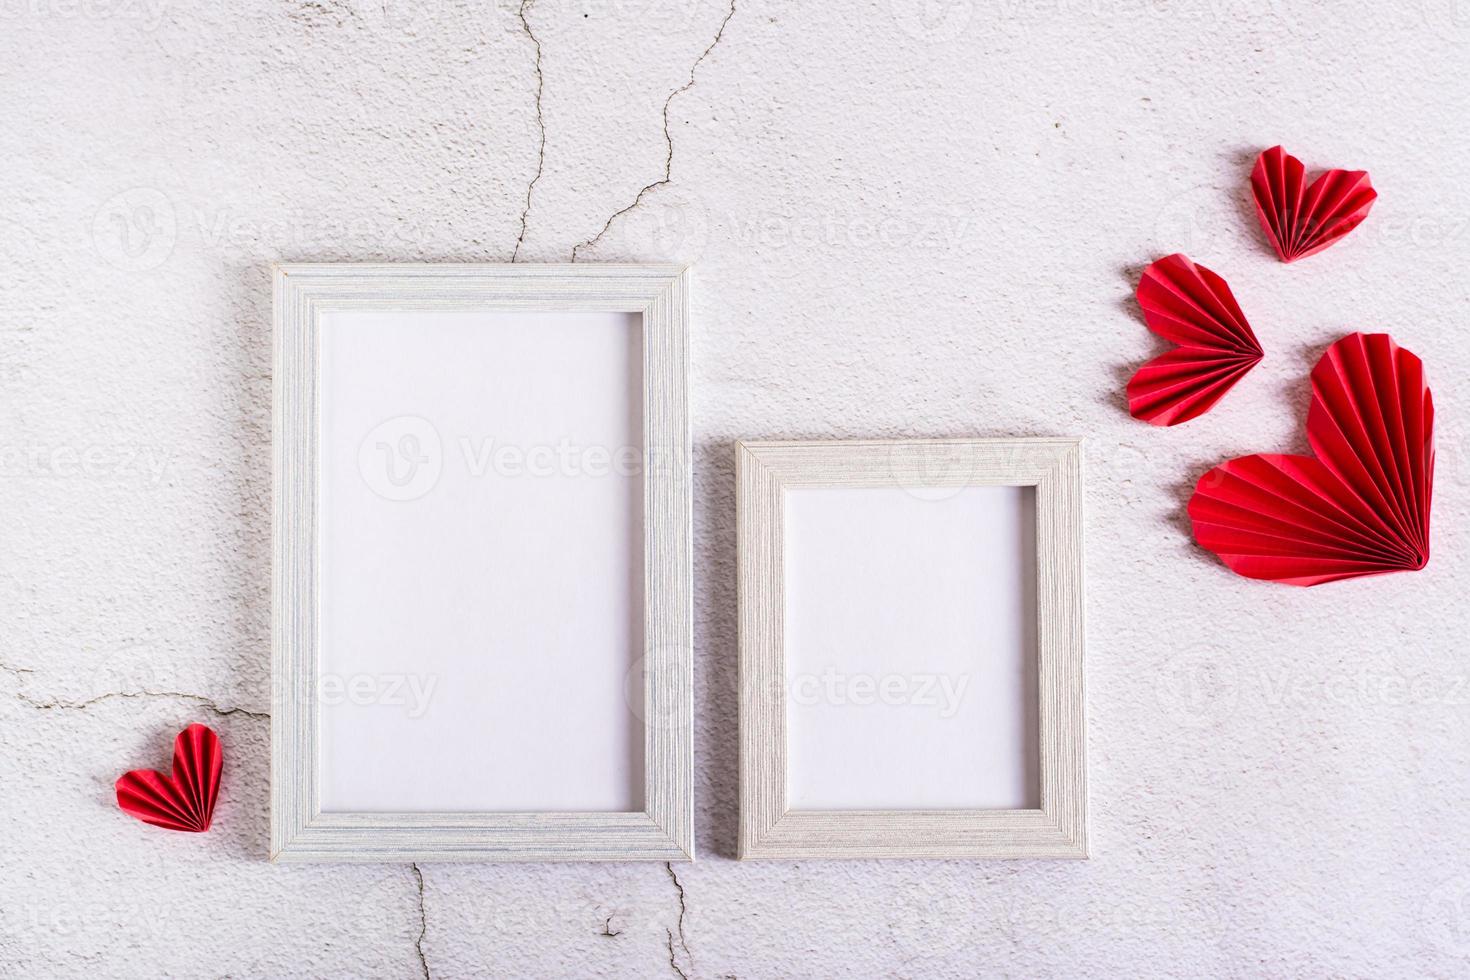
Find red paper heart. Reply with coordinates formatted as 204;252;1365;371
1250;146;1377;263
1127;253;1263;425
1189;333;1433;586
116;724;223;832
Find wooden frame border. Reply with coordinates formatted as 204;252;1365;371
271;264;693;862
736;438;1087;859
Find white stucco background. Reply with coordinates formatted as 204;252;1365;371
3;0;1469;976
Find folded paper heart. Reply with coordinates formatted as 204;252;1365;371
1250;146;1376;263
1127;253;1263;425
1189;333;1433;586
115;723;223;832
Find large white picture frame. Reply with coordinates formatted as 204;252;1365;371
271;264;692;862
736;438;1087;859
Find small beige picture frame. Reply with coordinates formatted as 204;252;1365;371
736;438;1087;859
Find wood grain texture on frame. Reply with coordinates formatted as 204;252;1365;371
271;264;693;863
736;438;1087;859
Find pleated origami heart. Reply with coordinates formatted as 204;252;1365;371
1128;253;1264;425
1250;146;1377;263
116;723;223;832
1189;333;1433;586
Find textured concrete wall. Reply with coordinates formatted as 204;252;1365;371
3;0;1469;976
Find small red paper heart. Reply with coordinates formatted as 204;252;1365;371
1250;146;1376;263
1127;253;1263;426
1189;333;1432;586
116;724;223;832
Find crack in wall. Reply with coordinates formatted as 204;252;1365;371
0;661;35;681
411;863;432;980
664;862;693;979
512;0;546;262
0;663;268;719
665;930;691;980
570;0;737;262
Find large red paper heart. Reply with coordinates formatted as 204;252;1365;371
1250;146;1376;263
1127;253;1263;426
1189;333;1433;586
115;724;223;832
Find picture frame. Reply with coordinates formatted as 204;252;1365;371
271;263;693;863
736;438;1087;859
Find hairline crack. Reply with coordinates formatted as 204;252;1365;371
570;0;736;261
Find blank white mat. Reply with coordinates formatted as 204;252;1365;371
783;485;1039;810
316;309;644;813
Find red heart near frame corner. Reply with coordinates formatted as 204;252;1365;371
116;724;223;833
1127;253;1264;426
1189;332;1433;586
